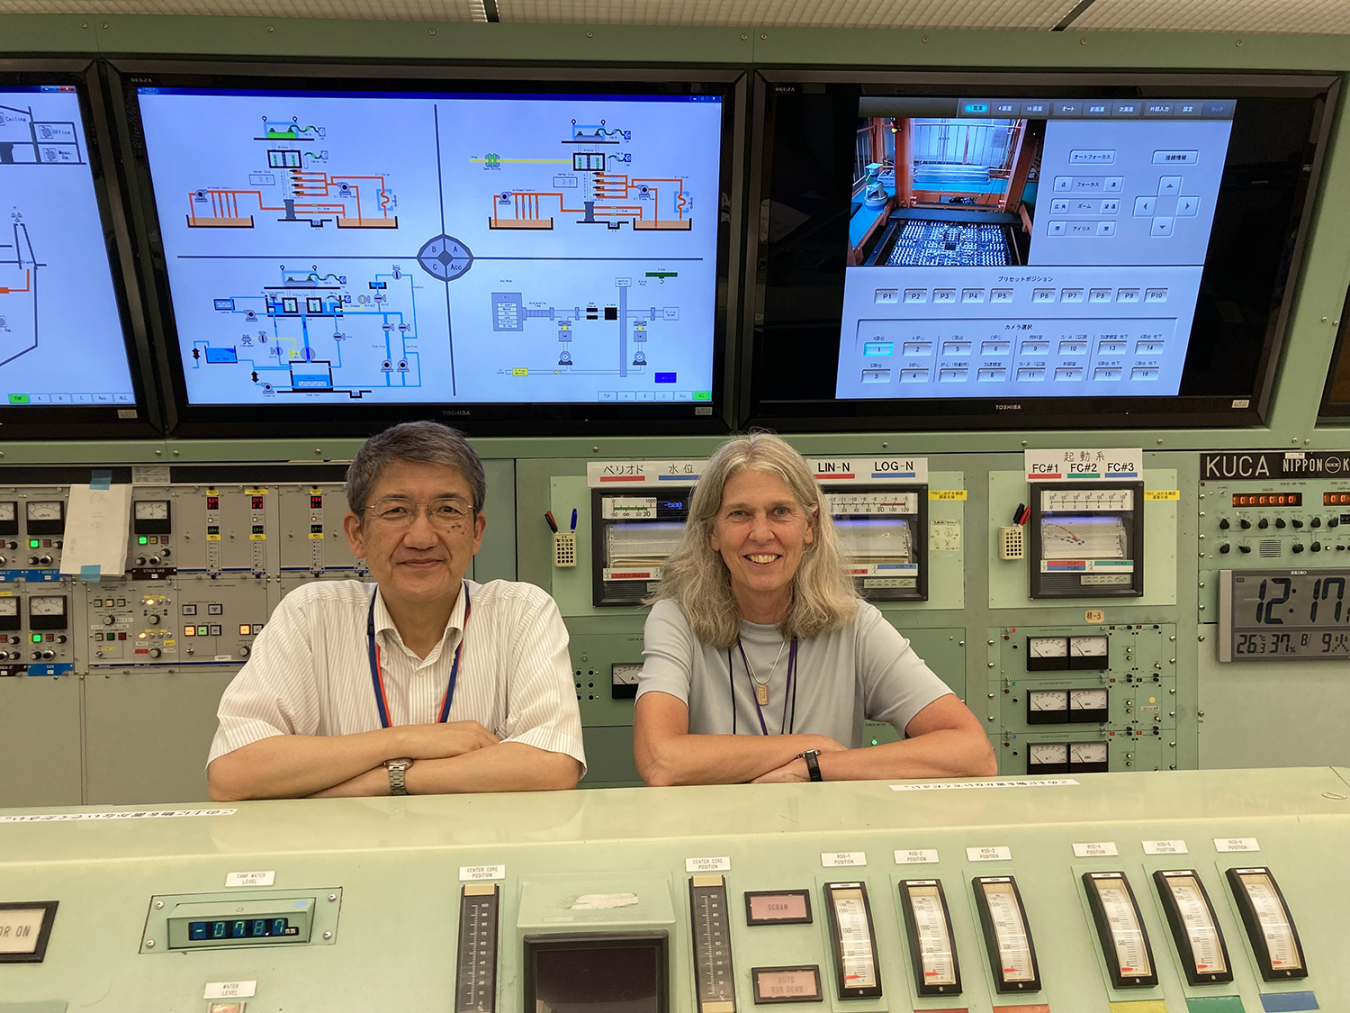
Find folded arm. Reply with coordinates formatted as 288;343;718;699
634;690;847;786
207;720;499;801
310;741;581;798
751;693;998;783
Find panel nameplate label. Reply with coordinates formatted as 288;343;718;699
225;871;275;888
1142;839;1189;854
895;849;940;864
459;865;506;881
1026;448;1142;482
1073;841;1119;857
967;846;1012;862
587;461;705;487
891;779;1078;791
1214;837;1260;853
205;982;257;1000
686;856;731;872
809;456;928;484
821;852;866;867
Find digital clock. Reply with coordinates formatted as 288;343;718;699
1219;568;1350;661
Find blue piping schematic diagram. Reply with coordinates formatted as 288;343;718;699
137;89;723;405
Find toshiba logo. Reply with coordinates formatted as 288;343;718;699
993;404;1023;410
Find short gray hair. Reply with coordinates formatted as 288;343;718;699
345;421;486;521
652;431;859;648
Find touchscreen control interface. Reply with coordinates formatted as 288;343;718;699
837;97;1234;401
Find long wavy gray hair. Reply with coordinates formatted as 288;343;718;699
652;431;859;648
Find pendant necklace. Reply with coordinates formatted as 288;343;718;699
744;638;788;706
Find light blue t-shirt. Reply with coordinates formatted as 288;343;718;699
637;598;953;747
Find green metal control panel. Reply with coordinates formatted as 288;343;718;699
0;768;1345;1012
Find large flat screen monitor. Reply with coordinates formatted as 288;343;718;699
746;72;1336;430
113;62;741;437
0;61;156;437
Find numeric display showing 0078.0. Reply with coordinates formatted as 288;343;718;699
1225;570;1350;659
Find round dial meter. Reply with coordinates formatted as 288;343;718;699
134;501;170;520
1071;742;1108;764
1070;636;1109;657
1028;743;1068;765
29;596;65;616
1028;637;1068;658
1070;688;1109;711
0;598;17;617
1028;690;1068;712
25;502;62;522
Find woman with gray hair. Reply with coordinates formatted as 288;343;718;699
633;431;996;786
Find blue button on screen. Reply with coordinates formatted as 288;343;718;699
654;372;676;383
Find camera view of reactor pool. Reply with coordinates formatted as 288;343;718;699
836;97;1234;401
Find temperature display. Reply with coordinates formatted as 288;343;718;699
1153;870;1232;985
1220;569;1350;660
1082;872;1157;988
972;877;1040;992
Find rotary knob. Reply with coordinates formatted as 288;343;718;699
238;645;251;658
147;614;161;624
103;615;116;626
39;650;54;660
149;648;162;659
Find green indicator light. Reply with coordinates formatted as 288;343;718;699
31;634;41;643
28;539;38;549
871;739;879;746
138;536;148;545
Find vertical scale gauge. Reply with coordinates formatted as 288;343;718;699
1226;867;1307;980
1153;870;1233;985
898;880;961;996
822;882;882;999
972;876;1040;993
688;875;736;1012
454;883;499;1013
1082;872;1158;987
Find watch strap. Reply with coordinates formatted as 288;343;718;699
799;749;823;782
385;757;413;796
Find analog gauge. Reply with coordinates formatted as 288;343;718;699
29;596;66;616
25;502;62;522
1028;742;1069;765
0;598;17;616
0;503;15;522
1070;636;1108;657
1071;742;1108;764
1028;637;1068;658
134;501;170;521
1070;688;1109;711
1028;690;1068;711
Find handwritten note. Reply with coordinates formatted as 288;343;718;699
59;482;132;579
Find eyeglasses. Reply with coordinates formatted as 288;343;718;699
361;496;475;530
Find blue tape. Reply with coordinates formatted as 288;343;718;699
80;564;101;583
90;470;112;490
1261;993;1320;1012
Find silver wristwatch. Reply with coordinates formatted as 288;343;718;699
384;757;414;796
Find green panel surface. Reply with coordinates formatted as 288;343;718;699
988;468;1179;609
0;769;1345;1011
0;676;81;809
1187;998;1248;1013
1197;624;1350;769
84;670;236;805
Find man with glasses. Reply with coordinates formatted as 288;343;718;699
207;421;585;800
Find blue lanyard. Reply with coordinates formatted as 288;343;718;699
367;582;470;729
735;636;798;735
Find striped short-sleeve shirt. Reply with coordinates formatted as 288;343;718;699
207;578;586;775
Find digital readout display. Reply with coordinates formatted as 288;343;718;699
747;892;810;924
1232;493;1301;507
1324;492;1350;506
1230;571;1350;657
188;917;296;941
